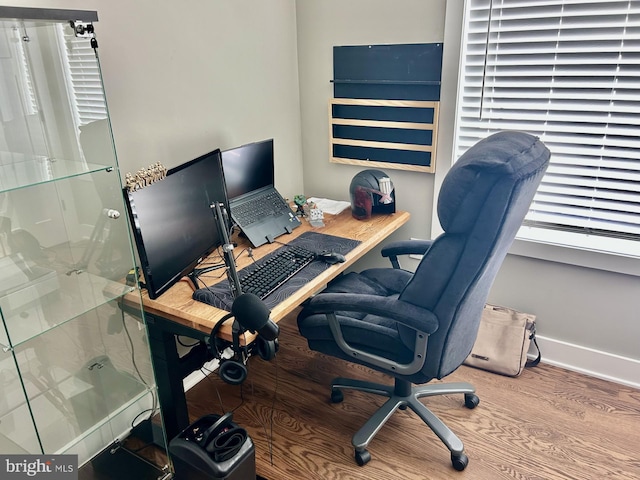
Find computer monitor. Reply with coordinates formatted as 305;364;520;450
124;149;229;299
221;138;274;200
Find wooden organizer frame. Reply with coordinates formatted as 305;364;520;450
329;97;439;173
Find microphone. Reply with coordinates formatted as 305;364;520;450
231;293;279;341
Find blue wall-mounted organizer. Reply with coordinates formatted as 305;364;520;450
330;43;443;173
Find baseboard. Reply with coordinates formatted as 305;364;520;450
534;335;640;389
184;337;640;391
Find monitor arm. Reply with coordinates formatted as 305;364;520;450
211;202;243;299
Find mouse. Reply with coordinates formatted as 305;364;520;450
317;251;346;265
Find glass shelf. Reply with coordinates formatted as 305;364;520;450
54;388;155;456
0;271;134;349
0;153;112;194
2;323;156;456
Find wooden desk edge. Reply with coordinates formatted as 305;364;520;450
127;210;410;343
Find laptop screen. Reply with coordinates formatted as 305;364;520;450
221;138;274;200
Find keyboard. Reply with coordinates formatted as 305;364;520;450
239;245;316;299
232;192;291;226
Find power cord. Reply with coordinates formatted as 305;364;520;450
200;362;247;415
199;334;279;467
111;310;160;454
264;354;278;466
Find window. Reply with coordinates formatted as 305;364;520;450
456;0;640;257
10;23;38;116
57;23;107;129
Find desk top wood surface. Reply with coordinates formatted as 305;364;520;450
129;209;410;342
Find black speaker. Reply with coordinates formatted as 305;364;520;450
169;413;255;480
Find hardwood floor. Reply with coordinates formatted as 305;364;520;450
185;308;640;480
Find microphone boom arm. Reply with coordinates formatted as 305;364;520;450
211;202;243;299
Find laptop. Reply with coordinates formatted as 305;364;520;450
221;139;301;247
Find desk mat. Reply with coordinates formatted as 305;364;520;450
192;231;361;311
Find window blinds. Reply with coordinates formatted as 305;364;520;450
457;0;640;242
12;24;38;116
59;23;107;127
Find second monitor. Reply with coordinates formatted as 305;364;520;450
124;149;229;299
221;139;300;248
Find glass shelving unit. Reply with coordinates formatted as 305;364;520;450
0;7;168;473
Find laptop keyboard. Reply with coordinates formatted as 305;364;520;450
232;192;291;226
239;245;316;299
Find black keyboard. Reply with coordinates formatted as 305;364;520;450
232;192;291;226
239;245;316;299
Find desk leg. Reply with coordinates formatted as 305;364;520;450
146;318;190;442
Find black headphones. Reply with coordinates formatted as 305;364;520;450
179;411;248;463
208;293;279;385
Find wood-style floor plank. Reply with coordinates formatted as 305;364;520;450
184;309;640;480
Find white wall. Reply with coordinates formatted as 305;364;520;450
4;0;304;199
295;0;446;254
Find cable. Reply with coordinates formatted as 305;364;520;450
199;311;279;466
120;311;158;432
200;361;246;414
192;244;256;306
122;312;152;390
200;363;227;413
267;354;279;465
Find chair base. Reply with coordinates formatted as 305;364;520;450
331;376;476;467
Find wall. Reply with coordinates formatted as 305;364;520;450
4;0;304;199
295;0;447;256
492;255;640;369
296;0;640;387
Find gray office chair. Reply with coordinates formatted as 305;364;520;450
297;131;550;470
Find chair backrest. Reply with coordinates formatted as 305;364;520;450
399;131;550;379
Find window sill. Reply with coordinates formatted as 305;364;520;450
511;226;640;277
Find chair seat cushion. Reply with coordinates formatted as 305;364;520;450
298;268;416;365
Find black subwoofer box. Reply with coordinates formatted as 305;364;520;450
169;414;255;480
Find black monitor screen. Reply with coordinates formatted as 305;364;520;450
221;138;274;200
125;149;229;299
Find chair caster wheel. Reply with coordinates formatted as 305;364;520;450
464;393;480;409
451;452;468;471
355;449;371;466
330;388;344;403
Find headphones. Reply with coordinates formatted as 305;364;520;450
174;411;247;464
208;293;279;385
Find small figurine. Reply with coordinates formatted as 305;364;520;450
308;203;324;228
293;194;307;216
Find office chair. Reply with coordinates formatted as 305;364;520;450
297;131;550;470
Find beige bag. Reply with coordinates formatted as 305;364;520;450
464;304;540;377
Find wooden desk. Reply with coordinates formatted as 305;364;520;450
135;209;409;441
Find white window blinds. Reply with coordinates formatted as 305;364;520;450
456;0;640;250
58;23;107;127
12;24;38;116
